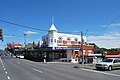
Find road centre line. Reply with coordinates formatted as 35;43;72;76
4;68;6;70
0;57;11;80
0;57;4;66
7;76;11;80
17;62;20;64
81;68;120;77
33;68;43;73
5;71;8;74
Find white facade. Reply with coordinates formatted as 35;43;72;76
42;23;87;49
42;23;94;63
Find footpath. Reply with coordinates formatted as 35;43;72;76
46;62;96;70
79;64;95;70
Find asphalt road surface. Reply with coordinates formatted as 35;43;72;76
0;55;120;80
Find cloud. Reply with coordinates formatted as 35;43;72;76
98;25;108;28
111;23;120;27
98;23;120;28
4;35;14;38
87;32;120;48
24;31;38;35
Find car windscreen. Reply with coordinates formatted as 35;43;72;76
102;59;113;62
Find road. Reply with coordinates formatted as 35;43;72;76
0;55;120;80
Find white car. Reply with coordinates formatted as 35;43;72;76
95;58;120;71
19;55;24;59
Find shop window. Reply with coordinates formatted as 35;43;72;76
60;53;67;58
75;51;78;54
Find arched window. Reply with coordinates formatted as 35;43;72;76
75;38;78;44
58;37;62;43
67;37;71;44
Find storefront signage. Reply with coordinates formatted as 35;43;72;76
55;47;80;50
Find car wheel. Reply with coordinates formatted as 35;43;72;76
108;66;112;71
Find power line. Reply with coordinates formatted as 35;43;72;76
0;19;83;35
3;34;23;38
96;13;120;35
0;20;48;32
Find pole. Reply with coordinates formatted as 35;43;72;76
24;34;27;48
52;51;54;61
81;31;84;65
24;34;27;59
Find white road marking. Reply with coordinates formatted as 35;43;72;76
81;68;120;77
0;57;4;66
5;71;8;74
7;76;10;80
4;68;6;70
17;62;20;64
33;68;43;73
0;57;11;80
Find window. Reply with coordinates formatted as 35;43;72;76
46;37;48;45
114;59;120;63
58;37;62;43
54;39;56;43
102;59;113;62
75;38;78;44
67;37;71;44
75;51;78;54
51;39;53;43
60;53;67;58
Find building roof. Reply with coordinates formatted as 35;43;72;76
49;24;58;31
107;51;120;55
9;43;23;48
105;54;120;58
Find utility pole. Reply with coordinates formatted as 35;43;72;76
24;33;27;48
81;31;84;65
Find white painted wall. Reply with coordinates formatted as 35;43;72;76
67;50;72;61
42;32;86;47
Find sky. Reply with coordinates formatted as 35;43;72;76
0;0;120;49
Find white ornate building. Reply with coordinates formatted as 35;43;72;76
42;23;94;63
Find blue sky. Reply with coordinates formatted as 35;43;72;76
0;0;120;49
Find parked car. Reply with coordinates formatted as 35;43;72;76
95;58;120;71
19;55;24;59
16;55;24;59
16;55;20;58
